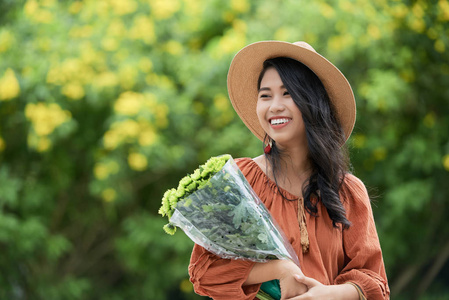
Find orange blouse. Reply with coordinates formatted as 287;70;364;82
189;158;390;300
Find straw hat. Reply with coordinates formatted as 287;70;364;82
227;41;356;144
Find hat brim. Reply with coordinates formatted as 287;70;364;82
227;41;356;144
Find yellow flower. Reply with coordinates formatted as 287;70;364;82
423;112;436;128
352;134;366;149
0;29;15;53
0;136;5;151
36;136;51;152
0;68;20;101
118;119;140;137
25;103;71;136
155;104;169;128
213;29;246;57
213;94;230;112
439;0;449;21
104;119;141;149
319;2;335;19
27;133;52;152
138;57;153;73
80;41;103;64
101;37;119;51
231;0;249;13
443;154;449;171
103;130;121;150
69;1;83;14
328;34;355;52
128;152;148;171
118;65;138;89
24;0;39;16
114;91;144;116
102;188;117;202
165;40;183;56
183;0;203;17
62;82;85;100
110;0;137;15
138;128;156;146
107;19;127;37
373;147;387;161
93;72;118;89
23;0;55;23
41;0;56;7
368;25;381;40
129;15;156;44
94;163;109;180
434;39;445;53
179;278;193;293
150;0;180;19
274;27;291;42
94;161;120;180
69;25;94;39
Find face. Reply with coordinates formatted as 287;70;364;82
256;67;307;150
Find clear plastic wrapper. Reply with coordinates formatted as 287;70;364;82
168;157;299;266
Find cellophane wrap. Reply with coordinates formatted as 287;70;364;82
169;157;300;266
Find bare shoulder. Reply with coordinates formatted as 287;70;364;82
252;155;266;170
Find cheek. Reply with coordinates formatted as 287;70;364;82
256;101;266;125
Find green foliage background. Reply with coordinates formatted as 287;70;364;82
0;0;448;299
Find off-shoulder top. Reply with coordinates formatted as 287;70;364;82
189;157;390;300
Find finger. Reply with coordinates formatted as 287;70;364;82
286;294;308;300
294;275;320;288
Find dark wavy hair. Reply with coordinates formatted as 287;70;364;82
258;57;351;229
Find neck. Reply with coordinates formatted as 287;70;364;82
277;142;312;177
264;143;312;195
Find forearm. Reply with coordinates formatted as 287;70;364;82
243;259;302;285
332;283;360;300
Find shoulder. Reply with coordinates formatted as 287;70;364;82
234;157;258;177
233;157;267;187
340;173;372;215
342;173;368;195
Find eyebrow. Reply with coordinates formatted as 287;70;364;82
258;85;286;93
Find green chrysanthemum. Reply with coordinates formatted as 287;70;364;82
191;168;201;181
163;223;176;235
159;155;232;235
179;175;192;188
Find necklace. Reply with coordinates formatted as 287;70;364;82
298;197;309;253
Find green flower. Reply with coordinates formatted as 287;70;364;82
159;189;173;216
176;186;185;198
179;175;192;188
200;165;213;178
185;181;198;193
163;223;176;235
159;154;232;235
191;168;201;181
168;190;178;208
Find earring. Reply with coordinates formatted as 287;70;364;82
264;139;272;154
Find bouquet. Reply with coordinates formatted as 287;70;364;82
159;155;299;266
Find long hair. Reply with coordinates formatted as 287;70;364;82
258;57;351;229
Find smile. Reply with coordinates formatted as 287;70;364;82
270;118;291;125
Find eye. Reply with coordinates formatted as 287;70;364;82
258;93;270;99
283;90;290;96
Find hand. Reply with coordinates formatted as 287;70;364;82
276;260;308;300
285;275;360;300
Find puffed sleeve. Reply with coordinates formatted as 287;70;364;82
188;244;261;299
187;158;262;299
334;174;390;300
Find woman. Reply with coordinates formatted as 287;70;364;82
189;41;389;300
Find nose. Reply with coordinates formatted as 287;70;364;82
269;94;285;113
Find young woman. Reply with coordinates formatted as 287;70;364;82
189;41;389;300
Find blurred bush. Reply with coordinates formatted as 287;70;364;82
0;0;448;299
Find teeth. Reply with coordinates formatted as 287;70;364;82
270;118;290;125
